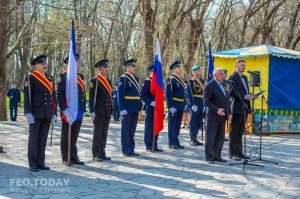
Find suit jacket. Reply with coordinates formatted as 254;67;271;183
7;88;21;104
229;72;251;114
89;76;112;118
57;72;86;115
24;73;57;118
203;79;230;121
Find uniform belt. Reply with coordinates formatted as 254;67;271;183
193;94;203;98
124;96;140;100
172;97;184;102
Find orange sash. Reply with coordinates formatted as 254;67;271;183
77;76;85;91
32;71;53;94
97;74;112;96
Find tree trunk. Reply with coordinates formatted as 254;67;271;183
0;0;9;121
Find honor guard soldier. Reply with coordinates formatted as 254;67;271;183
117;58;142;157
57;53;85;166
166;60;186;149
141;64;163;152
89;59;112;162
7;81;20;121
187;65;204;146
24;55;57;172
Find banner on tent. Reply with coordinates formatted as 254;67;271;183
253;109;300;133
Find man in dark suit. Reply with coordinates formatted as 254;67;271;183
89;59;112;162
57;53;85;166
7;82;20;121
203;68;230;164
228;59;256;160
24;55;57;172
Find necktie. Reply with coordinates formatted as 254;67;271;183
219;82;226;96
240;75;249;94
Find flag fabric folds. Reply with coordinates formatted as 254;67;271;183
65;21;82;124
150;38;164;135
207;42;214;82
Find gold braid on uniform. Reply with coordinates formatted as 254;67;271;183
192;77;202;94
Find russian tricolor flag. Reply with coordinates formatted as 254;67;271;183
150;38;164;135
65;21;82;124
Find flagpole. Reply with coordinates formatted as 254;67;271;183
152;129;156;153
67;124;72;166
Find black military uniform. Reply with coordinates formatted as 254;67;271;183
89;59;112;162
57;54;85;166
7;82;20;121
24;55;57;172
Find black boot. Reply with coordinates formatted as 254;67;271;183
194;134;203;145
190;134;198;146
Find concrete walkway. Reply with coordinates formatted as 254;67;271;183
0;118;299;198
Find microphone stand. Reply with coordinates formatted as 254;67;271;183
227;81;263;170
249;86;278;165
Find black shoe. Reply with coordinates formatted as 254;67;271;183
177;144;184;149
169;145;180;149
62;161;73;166
195;140;203;146
29;167;39;172
207;160;214;164
103;156;111;161
37;166;50;170
229;155;242;161
123;153;132;157
239;154;250;159
214;158;227;162
95;157;104;162
131;152;139;156
155;148;163;152
224;138;228;142
190;140;198;146
72;160;85;165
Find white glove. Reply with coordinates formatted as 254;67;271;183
52;115;57;123
90;112;95;120
120;110;128;116
25;113;35;124
191;105;198;112
170;107;177;114
150;101;156;107
63;108;75;124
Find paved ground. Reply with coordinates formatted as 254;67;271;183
0;116;300;199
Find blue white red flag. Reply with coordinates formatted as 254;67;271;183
65;21;82;124
150;38;164;135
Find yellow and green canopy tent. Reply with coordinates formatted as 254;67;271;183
212;45;300;111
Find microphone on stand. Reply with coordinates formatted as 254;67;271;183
247;70;259;75
224;79;235;84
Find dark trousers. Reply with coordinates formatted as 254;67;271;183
60;119;82;161
28;118;51;168
92;116;110;158
168;110;183;146
113;102;120;121
9;102;18;121
189;105;203;135
229;112;247;156
205;119;225;161
144;108;158;150
121;112;138;154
